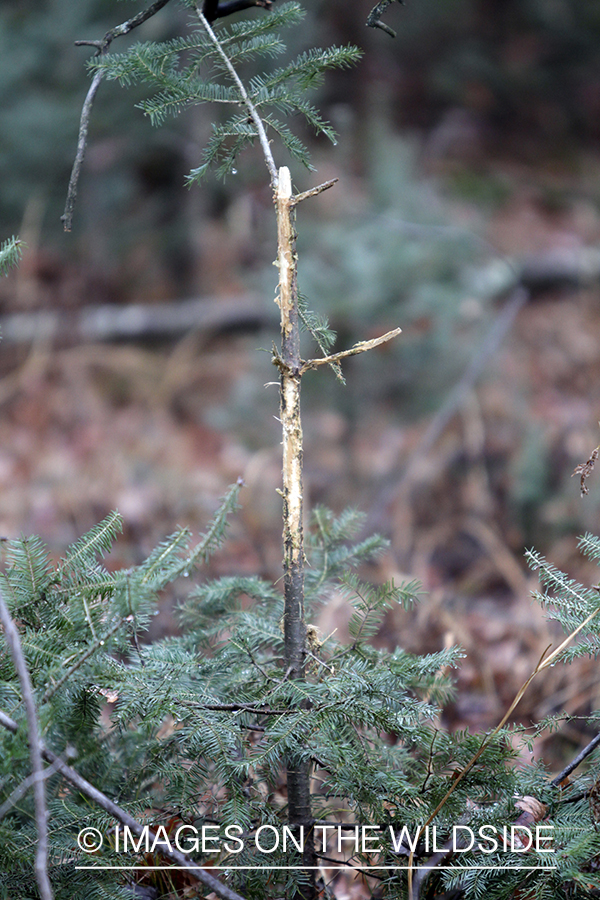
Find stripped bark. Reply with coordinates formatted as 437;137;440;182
274;166;316;900
276;168;305;683
272;168;401;898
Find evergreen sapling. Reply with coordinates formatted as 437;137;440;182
3;2;600;900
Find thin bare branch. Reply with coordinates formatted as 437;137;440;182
0;707;250;900
186;702;290;714
0;755;65;822
195;5;278;186
552;731;600;786
299;327;402;375
0;590;53;900
366;0;404;37
0;709;19;735
292;178;338;205
63;0;173;231
62;69;104;232
573;444;600;497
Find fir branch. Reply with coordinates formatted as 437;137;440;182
138;527;191;588
184;479;243;571
262;113;313;169
41;615;132;704
60;510;123;576
63;0;174;231
0;589;53;900
3;535;53;617
341;573;415;648
0;236;23;276
577;531;600;564
139;83;241;126
0;707;250;900
195;4;278;185
214;31;286;65
263;45;362;92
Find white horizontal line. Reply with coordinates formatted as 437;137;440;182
75;865;558;871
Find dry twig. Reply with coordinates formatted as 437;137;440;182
63;0;173;230
366;0;404;38
0;590;53;900
573;445;599;497
299;327;402;375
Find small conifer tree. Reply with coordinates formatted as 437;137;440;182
3;3;600;900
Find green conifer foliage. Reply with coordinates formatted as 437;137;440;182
91;2;360;181
4;3;600;900
6;496;600;899
0;492;464;899
0;236;23;276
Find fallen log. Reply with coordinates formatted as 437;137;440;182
0;294;276;346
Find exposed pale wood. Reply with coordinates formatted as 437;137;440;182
275;166;316;900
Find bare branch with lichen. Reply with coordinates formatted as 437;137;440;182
63;0;173;231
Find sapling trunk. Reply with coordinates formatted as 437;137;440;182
274;165;317;899
276;167;305;680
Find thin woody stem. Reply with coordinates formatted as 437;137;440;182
63;0;173;231
272;170;403;899
196;6;278;186
552;730;600;786
274;166;316;900
300;327;402;374
292;178;338;205
62;70;103;232
276;167;305;683
0;591;53;900
366;0;403;37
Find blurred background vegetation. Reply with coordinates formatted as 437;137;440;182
2;0;600;745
